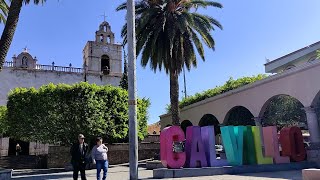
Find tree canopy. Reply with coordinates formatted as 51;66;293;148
0;106;8;136
166;74;268;112
117;0;223;125
6;82;150;144
0;0;9;24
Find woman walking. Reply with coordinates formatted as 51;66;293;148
91;137;108;180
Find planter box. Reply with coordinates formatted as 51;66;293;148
0;169;12;180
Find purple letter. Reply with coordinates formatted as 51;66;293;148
201;126;228;167
185;126;208;168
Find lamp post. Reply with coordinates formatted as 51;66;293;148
182;65;187;99
126;0;138;179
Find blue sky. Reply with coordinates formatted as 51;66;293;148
1;0;320;124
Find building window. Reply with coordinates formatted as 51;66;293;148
22;56;28;67
308;56;318;63
100;34;104;42
284;65;296;71
101;55;110;75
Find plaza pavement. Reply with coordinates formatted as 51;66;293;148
12;166;303;180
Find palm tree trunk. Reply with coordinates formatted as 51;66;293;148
0;0;23;70
170;70;180;125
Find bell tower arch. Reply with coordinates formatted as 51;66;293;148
83;20;122;76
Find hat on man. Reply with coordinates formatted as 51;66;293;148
78;134;85;139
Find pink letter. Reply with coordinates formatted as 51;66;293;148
201;126;228;167
185;126;208;168
263;126;290;164
160;126;186;169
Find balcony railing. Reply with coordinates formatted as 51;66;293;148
4;61;84;73
4;61;13;67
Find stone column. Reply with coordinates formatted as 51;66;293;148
253;117;262;127
302;107;320;145
253;117;265;150
302;106;320;165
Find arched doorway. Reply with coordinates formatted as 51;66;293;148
260;94;307;131
198;114;221;145
101;55;110;75
180;120;193;135
8;138;29;156
198;114;220;135
311;90;320;127
224;106;254;126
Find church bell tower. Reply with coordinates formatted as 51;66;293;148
83;20;122;76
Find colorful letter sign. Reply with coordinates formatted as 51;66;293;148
252;126;273;164
185;126;208;168
201;126;228;167
263;126;290;164
160;126;186;168
243;126;257;164
160;125;306;169
221;126;244;165
279;126;306;162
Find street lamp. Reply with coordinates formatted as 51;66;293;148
126;0;138;179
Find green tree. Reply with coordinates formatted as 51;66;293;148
0;0;46;70
6;83;150;144
0;0;9;24
0;106;8;136
166;74;268;112
117;0;223;125
262;95;307;130
119;50;128;90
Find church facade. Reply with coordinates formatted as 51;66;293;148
0;21;122;106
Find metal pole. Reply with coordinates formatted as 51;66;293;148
183;65;187;98
127;0;138;179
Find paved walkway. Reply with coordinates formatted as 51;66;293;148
12;166;303;180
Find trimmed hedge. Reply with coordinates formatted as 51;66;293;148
166;74;268;112
6;82;150;144
0;106;8;136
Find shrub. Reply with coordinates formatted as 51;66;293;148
166;74;268;112
7;82;149;144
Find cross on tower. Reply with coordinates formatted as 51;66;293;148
23;46;30;53
101;12;107;22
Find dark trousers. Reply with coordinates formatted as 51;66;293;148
73;163;87;180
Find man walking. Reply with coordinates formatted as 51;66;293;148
70;134;89;180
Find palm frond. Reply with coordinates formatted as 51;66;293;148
116;0;222;74
188;0;222;9
116;2;127;11
0;0;9;24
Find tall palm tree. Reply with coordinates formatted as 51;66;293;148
0;0;9;24
0;0;45;70
117;0;222;125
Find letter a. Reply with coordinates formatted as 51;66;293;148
185;126;208;168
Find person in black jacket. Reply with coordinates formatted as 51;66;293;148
70;134;89;180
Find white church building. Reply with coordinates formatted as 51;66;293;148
0;21;123;106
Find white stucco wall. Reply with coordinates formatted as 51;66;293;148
0;68;121;106
160;60;320;128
